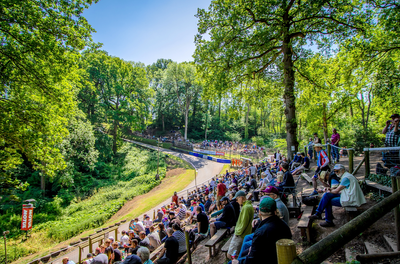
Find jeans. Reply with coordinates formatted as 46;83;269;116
332;145;340;162
316;192;341;223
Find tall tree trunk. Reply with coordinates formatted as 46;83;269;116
184;107;189;140
282;29;298;159
218;95;221;123
162;114;165;132
322;105;328;143
113;119;118;155
245;103;250;139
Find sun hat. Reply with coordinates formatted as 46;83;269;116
313;143;323;148
259;196;277;213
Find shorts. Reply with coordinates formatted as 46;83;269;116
216;195;223;206
213;221;227;230
228;235;244;256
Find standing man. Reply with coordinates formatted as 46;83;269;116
171;192;178;206
311;143;330;196
331;128;341;163
307;137;314;160
383;114;400;147
217;179;227;210
227;191;254;260
249;163;256;178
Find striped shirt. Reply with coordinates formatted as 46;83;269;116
173;230;187;254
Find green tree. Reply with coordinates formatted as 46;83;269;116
195;0;371;158
162;62;201;140
0;0;97;194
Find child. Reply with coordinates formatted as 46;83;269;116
274;171;284;187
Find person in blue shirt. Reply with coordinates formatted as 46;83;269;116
291;153;310;175
289;152;303;170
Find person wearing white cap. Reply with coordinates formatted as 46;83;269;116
289;152;303;170
310;143;330;196
309;164;366;227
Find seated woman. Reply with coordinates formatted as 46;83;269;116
275;162;294;193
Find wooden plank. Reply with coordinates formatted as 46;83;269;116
344;206;358;212
365;180;393;193
383;235;397;252
150;243;165;261
221;236;233;253
205;229;228;247
297;206;314;228
364;241;386;254
301;173;313;185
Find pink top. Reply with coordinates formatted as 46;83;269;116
331;133;340;145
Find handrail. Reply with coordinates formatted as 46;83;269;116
291;189;400;264
364;146;400;152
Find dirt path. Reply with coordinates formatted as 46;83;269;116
45;140;224;264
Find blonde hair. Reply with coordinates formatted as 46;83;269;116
276;172;283;182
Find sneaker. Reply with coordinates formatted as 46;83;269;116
319;221;335;227
309;190;318;196
308;214;322;220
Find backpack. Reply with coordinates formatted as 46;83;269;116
302;196;320;206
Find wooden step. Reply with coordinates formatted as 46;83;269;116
364;241;387;254
383;235;397;252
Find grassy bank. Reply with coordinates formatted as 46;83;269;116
129;135;173;149
10;149;195;264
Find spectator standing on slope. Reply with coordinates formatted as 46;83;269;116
331;128;341;163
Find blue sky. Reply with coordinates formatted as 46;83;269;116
83;0;211;65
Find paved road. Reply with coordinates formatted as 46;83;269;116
50;140;223;264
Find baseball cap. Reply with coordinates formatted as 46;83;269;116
333;164;345;171
297;152;301;155
233;190;246;199
390;114;400;118
259;196;277;213
261;186;279;195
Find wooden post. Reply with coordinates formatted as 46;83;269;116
349;149;354;174
304;147;307;156
89;237;92;254
185;230;192;264
115;228;118;242
392;176;400;251
327;144;332;164
79;247;82;264
276;239;297;264
153;210;156;220
364;149;370;178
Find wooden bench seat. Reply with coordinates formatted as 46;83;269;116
301;173;313;186
297;205;315;243
365;180;393;195
150;243;165;261
205;228;229;258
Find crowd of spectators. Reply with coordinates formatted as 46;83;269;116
77;136;369;264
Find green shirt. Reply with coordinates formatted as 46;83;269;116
234;200;254;238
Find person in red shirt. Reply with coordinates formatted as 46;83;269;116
172;192;178;205
217;179;227;210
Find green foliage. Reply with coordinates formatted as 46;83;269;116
0;0;97;177
366;174;392;188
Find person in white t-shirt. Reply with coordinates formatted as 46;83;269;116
119;230;130;247
133;217;145;233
